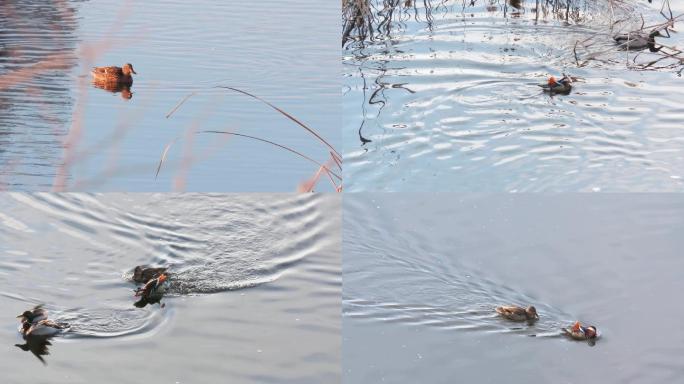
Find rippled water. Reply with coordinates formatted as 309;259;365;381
343;193;684;383
1;0;339;191
0;193;340;382
343;0;684;191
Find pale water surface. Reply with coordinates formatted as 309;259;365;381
344;193;684;383
344;0;684;191
0;193;340;383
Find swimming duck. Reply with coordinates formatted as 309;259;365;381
562;321;598;340
20;319;69;337
539;75;572;94
495;305;539;321
614;30;661;50
91;63;137;84
133;266;168;284
16;304;48;325
135;273;168;301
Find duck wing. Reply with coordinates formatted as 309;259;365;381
136;278;157;297
496;306;522;316
92;66;123;76
37;319;68;330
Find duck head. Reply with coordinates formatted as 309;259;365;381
158;274;168;284
584;325;598;339
548;76;558;86
122;63;137;75
526;306;539;319
649;30;662;38
17;311;34;322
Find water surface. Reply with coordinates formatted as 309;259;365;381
1;0;340;191
344;193;684;383
343;0;684;191
0;193;340;383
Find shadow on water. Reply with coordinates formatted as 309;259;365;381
15;335;53;365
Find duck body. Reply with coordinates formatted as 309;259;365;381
539;75;572;94
20;319;69;337
495;305;539;321
562;321;598;340
16;304;48;325
133;266;168;284
91;63;136;85
135;273;168;301
614;30;660;50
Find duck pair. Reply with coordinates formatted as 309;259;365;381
16;305;68;338
496;305;598;341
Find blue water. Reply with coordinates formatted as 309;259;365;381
0;0;340;191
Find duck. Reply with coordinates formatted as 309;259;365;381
614;30;661;50
135;273;168;301
495;305;539;321
133;265;168;284
539;75;572;94
20;319;69;337
16;304;48;325
91;63;137;85
562;321;598;340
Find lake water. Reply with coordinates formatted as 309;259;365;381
0;193;340;383
0;0;340;191
343;0;684;192
343;193;684;383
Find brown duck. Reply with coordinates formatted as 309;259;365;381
495;305;539;321
91;63;137;85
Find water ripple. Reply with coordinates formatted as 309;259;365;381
344;0;684;191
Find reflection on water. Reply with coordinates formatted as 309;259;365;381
0;193;340;382
1;0;340;191
92;80;133;100
15;335;53;365
0;1;78;189
343;194;684;383
343;0;684;191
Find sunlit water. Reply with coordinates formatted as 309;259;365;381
343;194;684;383
0;0;340;191
343;0;684;191
0;193;340;382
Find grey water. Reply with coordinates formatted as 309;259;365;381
343;0;684;192
0;193;340;383
0;0;339;191
343;193;684;383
